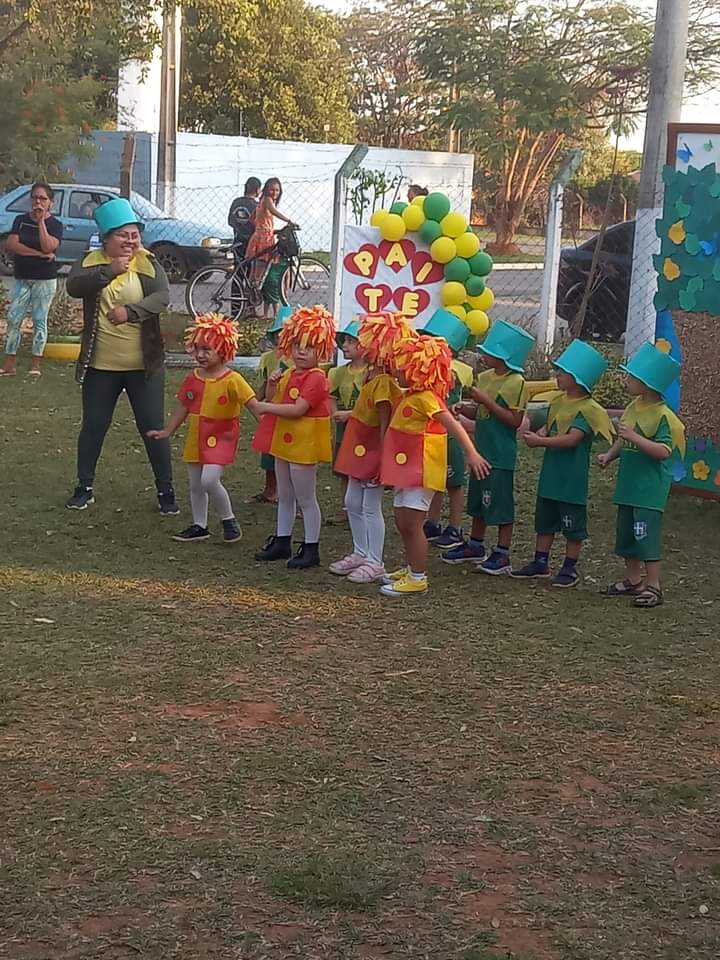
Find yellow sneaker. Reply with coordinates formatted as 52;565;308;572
380;573;428;597
381;566;409;585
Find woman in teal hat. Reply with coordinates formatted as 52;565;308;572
64;197;176;514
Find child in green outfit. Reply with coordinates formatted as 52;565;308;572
442;319;534;574
328;319;367;524
599;342;685;609
511;340;614;588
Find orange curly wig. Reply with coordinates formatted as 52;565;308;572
185;312;239;362
395;333;453;398
357;311;416;367
277;305;336;363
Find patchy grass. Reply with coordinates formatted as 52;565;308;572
1;363;719;959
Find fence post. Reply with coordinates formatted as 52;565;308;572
328;145;369;325
120;133;136;198
536;149;583;355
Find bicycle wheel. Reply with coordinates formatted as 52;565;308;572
282;256;330;309
185;267;249;320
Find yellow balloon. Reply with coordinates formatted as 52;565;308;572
411;195;426;208
379;213;407;242
430;236;457;264
455;231;481;259
468;287;495;312
370;209;389;227
446;304;467;321
402;204;425;231
440;211;468;238
465;310;490;337
440;281;467;307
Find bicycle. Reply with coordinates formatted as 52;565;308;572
185;224;330;321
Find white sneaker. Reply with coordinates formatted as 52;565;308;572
328;552;366;576
347;560;386;583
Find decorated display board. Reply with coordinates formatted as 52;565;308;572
340;192;495;340
657;124;720;497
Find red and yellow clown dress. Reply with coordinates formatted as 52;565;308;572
252;367;332;465
178;368;255;465
334;372;402;481
380;390;449;491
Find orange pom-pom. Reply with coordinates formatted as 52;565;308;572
277;305;336;363
396;334;453;398
185;312;239;361
357;311;416;367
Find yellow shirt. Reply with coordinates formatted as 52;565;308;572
92;269;145;371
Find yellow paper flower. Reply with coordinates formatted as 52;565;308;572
663;258;681;281
692;459;710;481
668;221;686;244
655;338;672;354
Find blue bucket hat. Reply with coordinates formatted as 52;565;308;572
621;341;681;399
478;318;535;373
94;197;144;240
267;305;293;336
337;318;361;343
553;340;609;392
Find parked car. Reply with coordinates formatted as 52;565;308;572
0;184;226;281
556;220;635;342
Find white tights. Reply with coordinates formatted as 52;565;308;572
275;459;321;543
188;464;234;528
345;477;385;564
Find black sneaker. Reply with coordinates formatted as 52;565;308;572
423;520;442;542
255;534;292;562
434;524;464;549
551;568;579;588
509;559;551;579
158;489;180;516
171;524;210;542
222;518;242;543
66;485;95;510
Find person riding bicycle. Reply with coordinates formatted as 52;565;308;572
246;177;297;321
227;177;261;258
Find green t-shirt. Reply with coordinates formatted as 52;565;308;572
473;370;528;471
614;415;673;512
537;414;593;505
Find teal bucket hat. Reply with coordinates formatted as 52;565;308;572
621;341;681;398
337;318;361;342
267;305;293;336
553;339;608;392
478;318;535;373
417;308;469;354
93;197;144;239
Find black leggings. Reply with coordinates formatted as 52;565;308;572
77;367;173;489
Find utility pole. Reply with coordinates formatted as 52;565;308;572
624;0;689;358
156;3;179;215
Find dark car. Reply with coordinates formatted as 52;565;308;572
556;220;635;342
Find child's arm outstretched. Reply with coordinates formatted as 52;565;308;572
435;410;491;479
147;404;189;440
255;397;311;420
598;437;623;468
471;387;525;430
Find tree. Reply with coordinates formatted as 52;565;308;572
180;0;355;142
340;6;440;149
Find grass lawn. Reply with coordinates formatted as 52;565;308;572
1;363;719;960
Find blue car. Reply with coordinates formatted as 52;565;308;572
0;184;226;281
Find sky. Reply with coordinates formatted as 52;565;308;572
316;0;720;153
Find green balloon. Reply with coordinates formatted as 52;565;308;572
469;251;494;276
465;275;486;297
390;201;408;216
423;192;451;222
419;219;442;245
444;257;471;282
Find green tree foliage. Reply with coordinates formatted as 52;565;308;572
180;0;355;142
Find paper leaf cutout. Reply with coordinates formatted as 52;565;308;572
678;287;697;310
675;200;691;217
677;142;693;163
687;276;704;294
668;221;686;244
713;259;720;282
663;258;681;281
685;234;700;255
704;139;714;152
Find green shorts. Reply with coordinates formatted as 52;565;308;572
535;496;588;542
446;436;465;489
615;505;663;561
260;452;275;471
467;468;514;525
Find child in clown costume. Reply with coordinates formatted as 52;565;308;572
251;306;293;504
148;313;261;543
252;306;336;570
328;318;368;524
418;309;475;550
442;319;534;574
380;333;491;598
510;340;615;588
330;312;406;583
598;342;685;608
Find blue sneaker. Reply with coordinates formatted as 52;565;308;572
509;559;551;579
441;540;486;564
423;520;442;542
551;567;579;588
433;524;465;549
477;550;512;575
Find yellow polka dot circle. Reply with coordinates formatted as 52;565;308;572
207;436;217;448
289;387;300;399
354;444;366;457
395;452;408;465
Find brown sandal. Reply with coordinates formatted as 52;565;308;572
634;585;663;608
604;578;645;597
